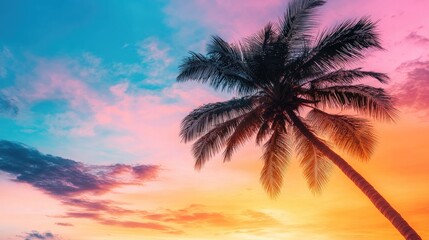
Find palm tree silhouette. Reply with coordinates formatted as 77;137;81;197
176;0;421;239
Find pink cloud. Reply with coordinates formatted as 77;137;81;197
90;82;224;163
391;58;429;117
405;32;429;45
5;54;226;166
15;58;104;112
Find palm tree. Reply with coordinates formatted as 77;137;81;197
176;0;421;239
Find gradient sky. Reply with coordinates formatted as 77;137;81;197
1;0;429;239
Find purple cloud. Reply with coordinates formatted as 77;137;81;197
0;140;159;196
391;59;429;117
0;140;171;231
405;32;429;45
20;231;59;240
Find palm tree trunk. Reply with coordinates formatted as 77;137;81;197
286;109;422;240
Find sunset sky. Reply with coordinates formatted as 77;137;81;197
1;0;429;239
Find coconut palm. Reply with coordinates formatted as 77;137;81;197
176;0;421;239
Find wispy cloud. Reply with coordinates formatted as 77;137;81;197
157;206;279;229
137;38;174;85
0;46;13;78
55;222;73;227
405;32;429;45
50;201;279;234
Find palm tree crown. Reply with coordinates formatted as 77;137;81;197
177;0;421;239
178;0;395;196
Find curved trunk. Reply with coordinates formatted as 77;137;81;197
286;109;422;240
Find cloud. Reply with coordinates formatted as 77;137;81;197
0;140;159;196
61;198;133;215
55;222;73;227
0;46;226;179
97;219;178;232
0;46;13;78
391;58;429;117
0;141;189;234
0;140;178;232
0;93;18;116
138;204;280;231
137;38;174;85
56;210;178;233
20;231;60;240
405;32;429;45
51;201;280;234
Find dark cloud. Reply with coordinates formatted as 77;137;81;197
0;140;159;196
405;32;429;45
391;59;429;117
20;231;59;240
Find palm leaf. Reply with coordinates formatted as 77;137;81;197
177;51;256;94
306;109;376;160
192;115;245;170
256;121;273;145
309;84;398;121
302;18;382;72
301;68;389;87
294;125;332;194
180;96;257;142
260;124;290;198
279;0;326;44
223;107;264;161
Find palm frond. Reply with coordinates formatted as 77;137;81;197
244;23;278;52
294;126;332;194
241;36;287;88
256;121;273;145
279;0;326;43
177;51;256;94
223;107;264;162
309;84;398;121
301;68;389;87
260;124;290;198
180;96;257;142
192;115;245;170
302;18;382;72
207;35;242;59
306;109;376;160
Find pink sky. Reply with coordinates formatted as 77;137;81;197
1;0;429;239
